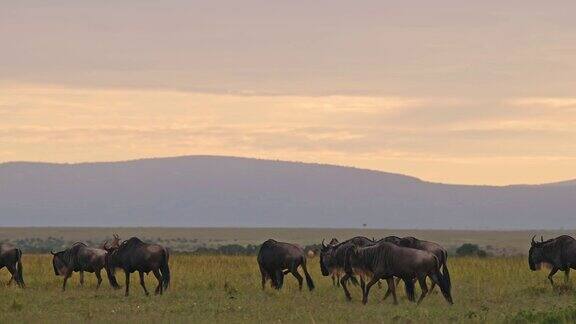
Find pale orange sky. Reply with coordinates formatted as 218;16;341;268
1;1;576;185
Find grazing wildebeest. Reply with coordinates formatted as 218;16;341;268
0;243;24;288
104;237;170;296
384;236;450;292
51;242;111;291
319;236;374;300
529;235;576;287
257;239;314;291
346;241;453;305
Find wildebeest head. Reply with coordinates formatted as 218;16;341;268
102;240;123;289
51;250;69;276
319;239;333;276
528;235;546;271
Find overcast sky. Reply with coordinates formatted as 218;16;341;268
1;0;576;185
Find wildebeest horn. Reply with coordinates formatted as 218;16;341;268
102;240;109;249
541;236;544;242
113;233;119;239
50;250;56;255
531;235;536;245
321;239;326;248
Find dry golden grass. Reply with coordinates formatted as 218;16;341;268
2;254;576;323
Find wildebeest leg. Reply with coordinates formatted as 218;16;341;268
389;278;398;304
429;280;437;293
95;270;102;289
416;276;429;305
290;268;304;291
548;267;559;287
124;271;131;296
6;266;16;286
340;274;353;301
62;271;72;292
139;271;150;296
79;271;84;286
336;273;341;287
362;277;380;305
360;276;366;295
331;274;336;286
153;269;163;295
259;265;267;290
564;268;570;285
382;278;393;301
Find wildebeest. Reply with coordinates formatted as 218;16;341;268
0;243;24;288
51;242;112;291
104;237;170;296
257;239;314;291
529;235;576;286
384;236;450;292
346;241;453;305
319;236;374;300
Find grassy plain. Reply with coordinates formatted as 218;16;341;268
2;254;576;323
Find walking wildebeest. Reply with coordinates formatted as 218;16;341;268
384;236;450;292
346;241;453;305
257;239;314;291
0;243;24;288
51;242;112;291
104;237;170;296
319;236;374;300
529;235;576;287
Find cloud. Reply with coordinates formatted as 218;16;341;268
508;97;576;109
1;84;575;184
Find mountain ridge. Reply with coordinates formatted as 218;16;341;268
1;155;575;229
3;154;573;187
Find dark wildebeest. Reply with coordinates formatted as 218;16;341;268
347;241;453;305
104;237;170;296
0;243;24;288
257;239;314;291
384;236;450;293
319;236;374;300
51;242;112;291
529;235;576;287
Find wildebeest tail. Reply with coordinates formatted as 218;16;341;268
301;258;315;291
16;248;25;288
404;278;415;302
161;248;171;290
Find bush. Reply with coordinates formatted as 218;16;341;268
456;243;488;257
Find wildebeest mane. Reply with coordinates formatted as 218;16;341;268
358;242;393;271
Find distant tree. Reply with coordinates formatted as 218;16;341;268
456;243;488;257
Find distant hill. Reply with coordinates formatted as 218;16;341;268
0;156;574;229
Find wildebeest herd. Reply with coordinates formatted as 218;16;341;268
259;235;452;305
1;233;575;305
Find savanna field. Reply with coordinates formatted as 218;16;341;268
2;254;576;323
